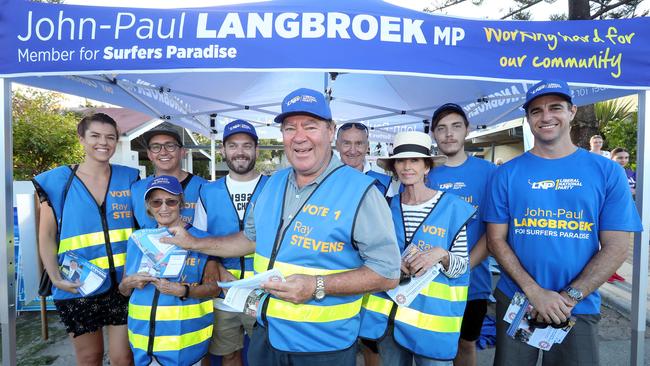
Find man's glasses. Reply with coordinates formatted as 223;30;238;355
148;143;181;153
339;122;369;132
148;198;180;208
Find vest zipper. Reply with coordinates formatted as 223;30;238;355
147;289;161;356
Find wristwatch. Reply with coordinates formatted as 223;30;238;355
180;284;190;301
563;286;584;302
313;276;326;301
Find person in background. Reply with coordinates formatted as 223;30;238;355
428;103;497;366
589;135;611;158
360;131;475;366
336;122;392;197
120;175;219;366
131;125;207;229
194;120;269;366
33;113;140;366
486;80;641;365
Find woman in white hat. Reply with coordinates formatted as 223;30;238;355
359;131;476;365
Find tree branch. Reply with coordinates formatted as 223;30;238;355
500;0;544;19
591;0;640;19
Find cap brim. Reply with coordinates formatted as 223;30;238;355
145;186;183;199
224;131;258;143
142;130;183;146
274;111;331;124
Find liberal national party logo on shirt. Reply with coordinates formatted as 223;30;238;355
528;178;582;191
438;182;466;190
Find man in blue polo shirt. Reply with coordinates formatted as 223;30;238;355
428;103;496;366
485;79;642;365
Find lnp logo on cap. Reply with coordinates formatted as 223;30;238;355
530;82;562;95
229;123;251;131
286;95;318;107
153;176;171;185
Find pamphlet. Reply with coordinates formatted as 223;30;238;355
130;228;188;278
60;252;107;296
503;292;576;351
386;244;442;307
217;269;284;314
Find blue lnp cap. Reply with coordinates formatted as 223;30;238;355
223;119;258;143
523;79;573;111
144;175;183;199
274;88;332;123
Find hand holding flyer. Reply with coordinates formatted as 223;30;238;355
130;228;188;278
60;252;107;296
387;244;442;307
217;269;284;315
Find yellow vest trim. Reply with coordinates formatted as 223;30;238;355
128;325;213;352
266;297;362;323
128;300;213;321
89;253;126;270
361;294;394;316
254;255;353;277
395;306;463;333
420;282;468;302
227;269;255;279
244;254;254;259
59;228;132;254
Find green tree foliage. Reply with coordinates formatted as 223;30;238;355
598;99;638;169
13;90;84;180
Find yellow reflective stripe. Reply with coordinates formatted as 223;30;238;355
420;282;468;302
89;253;125;270
227;269;255;279
361;294;393;316
59;228;133;253
244;254;254;259
129;300;213;321
253;255;352;277
128;325;213;352
395;306;462;333
266;297;362;323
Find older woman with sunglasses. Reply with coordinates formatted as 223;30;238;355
360;131;476;366
119;176;220;366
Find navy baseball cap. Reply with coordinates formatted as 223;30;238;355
274;88;332;123
223;119;258;143
523;80;573;111
142;125;183;146
144;175;183;199
431;103;469;129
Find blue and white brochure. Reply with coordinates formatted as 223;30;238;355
387;244;442;307
130;228;188;278
60;252;107;296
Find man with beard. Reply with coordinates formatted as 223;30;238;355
428;103;496;366
131;125;207;228
193;120;269;366
335;122;392;197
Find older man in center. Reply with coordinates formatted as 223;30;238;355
164;87;400;366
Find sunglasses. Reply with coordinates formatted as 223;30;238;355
339;122;369;132
148;142;181;153
148;198;180;208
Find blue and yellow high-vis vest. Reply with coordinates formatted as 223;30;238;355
198;175;268;280
254;166;374;352
32;164;140;300
360;192;475;360
126;225;214;366
131;173;207;229
366;170;391;196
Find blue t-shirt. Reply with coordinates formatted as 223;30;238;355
426;156;497;300
484;148;642;314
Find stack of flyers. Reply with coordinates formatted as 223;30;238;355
217;269;283;314
504;292;576;351
386;244;442;307
130;228;188;278
60;252;107;296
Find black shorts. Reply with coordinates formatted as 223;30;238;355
459;299;488;342
54;286;129;338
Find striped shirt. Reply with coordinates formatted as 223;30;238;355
401;191;468;278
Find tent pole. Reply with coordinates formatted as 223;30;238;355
631;90;649;366
0;78;17;366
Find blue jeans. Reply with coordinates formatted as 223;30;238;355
247;324;357;366
377;328;453;366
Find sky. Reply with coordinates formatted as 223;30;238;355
64;0;650;20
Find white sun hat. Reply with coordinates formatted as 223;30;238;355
377;131;447;171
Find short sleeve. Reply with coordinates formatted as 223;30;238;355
599;164;642;232
243;201;257;242
484;167;510;224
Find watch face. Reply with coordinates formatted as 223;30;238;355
315;289;326;300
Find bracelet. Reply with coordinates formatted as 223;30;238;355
180;284;190;301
